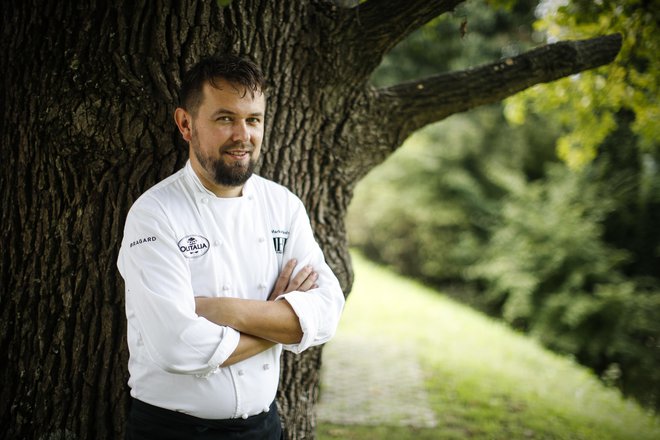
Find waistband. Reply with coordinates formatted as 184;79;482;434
130;398;275;430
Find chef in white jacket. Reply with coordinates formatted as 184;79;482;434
117;54;344;440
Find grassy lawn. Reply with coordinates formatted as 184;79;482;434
318;251;660;440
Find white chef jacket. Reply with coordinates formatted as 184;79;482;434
117;161;344;420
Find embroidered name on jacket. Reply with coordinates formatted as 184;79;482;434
130;236;157;248
178;235;210;258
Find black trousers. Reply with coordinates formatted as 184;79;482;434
126;398;283;440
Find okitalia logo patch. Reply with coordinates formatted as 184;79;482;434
178;235;210;258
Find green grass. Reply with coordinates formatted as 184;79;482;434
318;251;660;440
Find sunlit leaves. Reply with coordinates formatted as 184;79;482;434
503;0;658;167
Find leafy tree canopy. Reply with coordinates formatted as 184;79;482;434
501;0;658;168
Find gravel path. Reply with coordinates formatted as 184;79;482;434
317;333;438;428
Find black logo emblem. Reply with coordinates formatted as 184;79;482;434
271;229;289;255
273;237;287;254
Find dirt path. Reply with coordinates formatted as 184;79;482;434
317;334;438;428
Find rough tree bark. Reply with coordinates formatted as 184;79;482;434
0;0;621;438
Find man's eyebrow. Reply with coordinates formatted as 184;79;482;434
211;108;264;117
211;108;235;116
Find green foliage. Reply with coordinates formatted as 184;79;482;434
468;165;628;324
351;0;660;411
371;0;540;86
504;0;659;168
536;282;660;402
590;110;660;280
347;106;559;286
468;163;660;408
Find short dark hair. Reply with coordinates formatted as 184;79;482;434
179;54;266;115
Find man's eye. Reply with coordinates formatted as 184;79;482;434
247;118;261;124
216;116;232;122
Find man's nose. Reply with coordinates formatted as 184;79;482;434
231;120;250;143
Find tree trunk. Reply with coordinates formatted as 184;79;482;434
0;1;620;439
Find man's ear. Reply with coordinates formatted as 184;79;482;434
174;108;193;142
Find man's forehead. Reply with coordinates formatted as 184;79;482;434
198;80;265;114
204;78;264;100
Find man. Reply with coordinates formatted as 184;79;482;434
117;54;345;439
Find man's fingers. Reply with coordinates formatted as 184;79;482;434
269;261;318;301
269;259;297;301
297;272;319;292
286;265;315;292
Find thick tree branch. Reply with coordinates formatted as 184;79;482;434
354;0;464;47
375;33;623;137
336;0;465;80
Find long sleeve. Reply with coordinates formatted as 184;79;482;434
276;199;345;353
118;197;240;376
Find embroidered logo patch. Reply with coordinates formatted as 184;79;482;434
178;235;210;258
272;229;289;254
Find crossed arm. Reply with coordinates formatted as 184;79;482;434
195;259;318;367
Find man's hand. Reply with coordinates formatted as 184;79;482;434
268;259;318;301
194;259;318;347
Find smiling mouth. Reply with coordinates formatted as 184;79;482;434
224;150;251;159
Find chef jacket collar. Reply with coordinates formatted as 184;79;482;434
184;160;254;199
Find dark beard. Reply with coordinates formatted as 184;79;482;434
193;144;256;187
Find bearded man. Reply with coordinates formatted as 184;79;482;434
117;54;344;440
